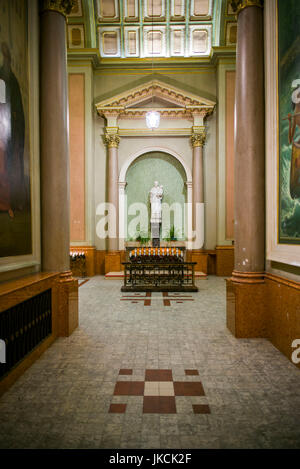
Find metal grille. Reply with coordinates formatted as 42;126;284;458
122;262;198;292
0;289;52;379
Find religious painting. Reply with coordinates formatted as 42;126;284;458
278;0;300;244
0;0;31;257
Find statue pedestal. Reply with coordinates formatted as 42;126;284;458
151;222;160;247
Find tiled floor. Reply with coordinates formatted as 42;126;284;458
110;368;209;414
0;275;300;449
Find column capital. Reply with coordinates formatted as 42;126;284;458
39;0;76;17
191;128;206;148
230;0;264;16
104;132;120;148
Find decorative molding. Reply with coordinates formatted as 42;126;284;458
118;128;192;137
96;80;215;109
189;25;212;57
231;270;265;284
104;132;120;148
40;0;75;17
98;26;121;58
230;0;264;16
119;146;193;184
191;129;206;147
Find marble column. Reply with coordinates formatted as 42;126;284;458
104;132;120;251
39;0;78;336
227;0;266;339
191;129;206;249
231;0;265;283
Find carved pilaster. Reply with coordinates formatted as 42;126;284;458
191;129;206;148
40;0;75;17
230;0;263;16
104;133;120;148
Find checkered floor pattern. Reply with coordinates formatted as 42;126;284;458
121;292;195;306
110;369;210;414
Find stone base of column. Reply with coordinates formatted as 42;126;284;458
56;271;78;337
231;270;265;284
226;278;267;338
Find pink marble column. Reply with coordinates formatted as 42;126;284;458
231;0;265;283
39;1;78;337
104;133;120;251
40;1;73;273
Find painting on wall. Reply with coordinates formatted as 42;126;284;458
278;0;300;244
0;0;32;257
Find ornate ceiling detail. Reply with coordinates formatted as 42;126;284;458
96;0;214;58
66;1;237;62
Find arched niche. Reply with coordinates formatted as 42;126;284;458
119;147;193;249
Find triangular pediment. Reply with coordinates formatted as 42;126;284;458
95;79;215;118
129;96;183;109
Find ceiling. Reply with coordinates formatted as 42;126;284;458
67;0;236;64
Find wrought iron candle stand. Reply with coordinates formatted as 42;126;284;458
122;247;198;292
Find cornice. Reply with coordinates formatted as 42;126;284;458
97;107;214;121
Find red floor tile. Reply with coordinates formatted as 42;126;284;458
193;404;211;414
185;369;199;376
114;381;144;396
129;381;145;395
143;396;176;414
145;369;173;382
119;369;133;375
109;404;127;413
114;381;131;395
173;381;205;396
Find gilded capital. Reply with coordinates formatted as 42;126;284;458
40;0;76;17
191;130;206;148
104;133;120;148
230;0;263;16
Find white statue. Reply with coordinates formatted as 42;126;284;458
150;181;163;224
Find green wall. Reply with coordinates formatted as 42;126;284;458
125;152;187;240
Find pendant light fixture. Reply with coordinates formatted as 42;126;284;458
146;0;160;130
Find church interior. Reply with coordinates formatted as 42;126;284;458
0;0;299;450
